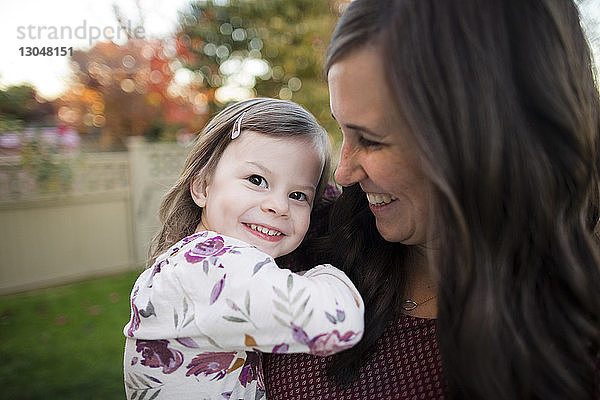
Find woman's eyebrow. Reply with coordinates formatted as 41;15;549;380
331;113;383;138
345;123;383;138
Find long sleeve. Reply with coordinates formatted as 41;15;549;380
124;231;364;356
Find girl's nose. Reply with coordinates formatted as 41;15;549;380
334;141;367;186
260;191;290;216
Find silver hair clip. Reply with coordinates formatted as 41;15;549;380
231;111;247;139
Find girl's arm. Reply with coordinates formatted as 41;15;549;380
124;231;364;356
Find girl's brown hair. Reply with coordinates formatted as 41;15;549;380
149;97;331;266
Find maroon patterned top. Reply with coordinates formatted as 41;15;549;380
263;314;447;399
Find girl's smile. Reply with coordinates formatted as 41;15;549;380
242;223;286;242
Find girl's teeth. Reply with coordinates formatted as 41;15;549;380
366;193;397;205
249;224;282;236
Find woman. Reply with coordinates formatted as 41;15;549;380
264;0;600;399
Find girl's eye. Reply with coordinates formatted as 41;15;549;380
358;136;382;148
289;192;307;201
248;175;267;188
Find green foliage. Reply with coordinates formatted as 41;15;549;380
0;84;72;193
20;131;73;194
178;0;342;143
0;85;37;119
0;270;142;400
0;114;24;132
143;119;184;143
0;84;55;125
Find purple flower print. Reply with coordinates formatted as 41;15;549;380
290;322;310;345
272;343;289;353
289;323;358;355
184;236;228;263
135;339;183;374
176;337;200;348
308;330;360;356
150;259;168;281
227;300;240;311
181;232;207;244
127;300;141;337
238;352;264;390
186;352;236;380
210;274;226;305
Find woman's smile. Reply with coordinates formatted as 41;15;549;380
365;192;398;206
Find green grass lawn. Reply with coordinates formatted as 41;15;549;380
0;269;143;400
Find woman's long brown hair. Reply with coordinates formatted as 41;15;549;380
325;1;600;398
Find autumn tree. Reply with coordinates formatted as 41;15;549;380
176;0;347;140
61;38;209;149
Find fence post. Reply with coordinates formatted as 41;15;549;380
127;137;189;268
127;136;150;267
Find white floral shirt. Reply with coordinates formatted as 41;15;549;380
123;231;364;400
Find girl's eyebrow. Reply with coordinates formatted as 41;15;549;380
331;113;383;138
245;161;271;175
295;183;317;194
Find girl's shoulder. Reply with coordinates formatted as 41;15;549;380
178;230;259;252
153;230;272;267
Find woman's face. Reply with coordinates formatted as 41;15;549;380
328;45;431;246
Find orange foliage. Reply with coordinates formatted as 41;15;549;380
59;39;209;148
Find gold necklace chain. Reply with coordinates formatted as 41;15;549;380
401;295;437;311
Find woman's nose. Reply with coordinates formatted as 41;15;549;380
334;141;367;186
260;192;289;216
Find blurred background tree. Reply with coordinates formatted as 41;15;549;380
0;84;56;131
62;39;209;150
176;0;346;143
7;0;596;153
50;0;348;151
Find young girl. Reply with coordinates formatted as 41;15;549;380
123;98;364;400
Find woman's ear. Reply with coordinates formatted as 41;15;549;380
190;175;209;207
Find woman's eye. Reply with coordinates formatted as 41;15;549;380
289;192;307;201
247;175;267;188
358;136;381;148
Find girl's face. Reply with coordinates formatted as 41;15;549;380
191;130;323;258
328;46;431;246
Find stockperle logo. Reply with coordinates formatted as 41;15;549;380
16;20;145;47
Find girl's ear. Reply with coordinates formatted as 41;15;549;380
190;175;208;207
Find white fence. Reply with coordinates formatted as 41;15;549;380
0;137;189;294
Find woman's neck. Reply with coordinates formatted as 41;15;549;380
401;246;438;319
